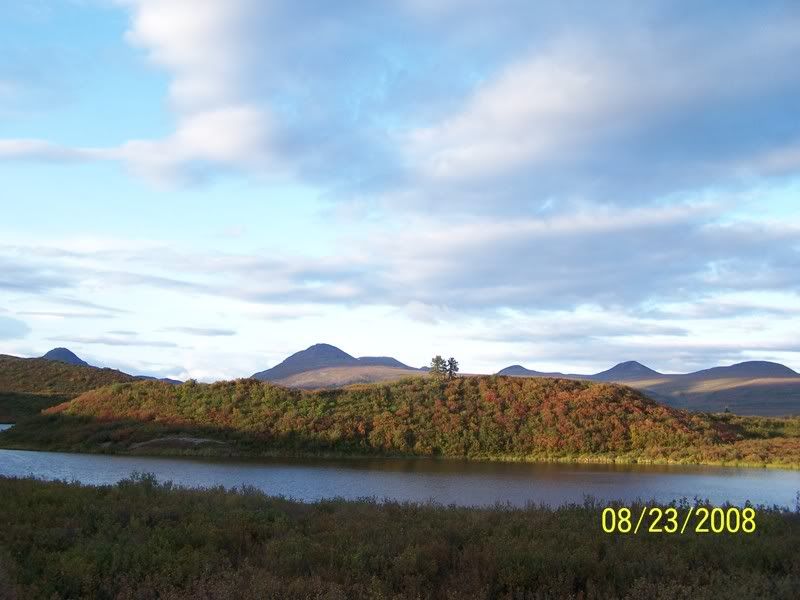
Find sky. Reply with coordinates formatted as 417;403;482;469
1;0;800;381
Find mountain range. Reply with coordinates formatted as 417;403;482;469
496;359;799;381
246;344;800;415
497;360;800;415
3;344;800;417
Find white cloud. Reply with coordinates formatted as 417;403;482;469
0;139;97;162
116;105;277;183
0;1;280;184
404;25;800;184
0;1;798;196
405;42;624;180
112;0;280;182
119;0;253;112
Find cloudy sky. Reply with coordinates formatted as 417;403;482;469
1;0;799;381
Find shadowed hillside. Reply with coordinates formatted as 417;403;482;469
0;354;136;422
4;375;799;467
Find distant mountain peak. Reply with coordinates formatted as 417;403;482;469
306;342;347;352
251;343;359;381
41;348;89;367
498;365;545;376
251;344;418;381
496;365;569;378
591;360;661;381
616;360;653;370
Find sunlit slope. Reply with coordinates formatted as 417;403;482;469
4;375;798;466
274;365;424;388
0;354;136;422
622;376;800;416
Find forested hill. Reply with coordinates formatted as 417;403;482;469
0;354;136;422
5;375;798;466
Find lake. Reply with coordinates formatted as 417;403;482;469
1;436;798;508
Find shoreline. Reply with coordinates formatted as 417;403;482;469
2;439;798;471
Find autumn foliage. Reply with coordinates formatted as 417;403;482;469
0;355;136;422
0;375;793;466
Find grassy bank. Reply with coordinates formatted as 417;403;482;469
0;475;799;599
2;376;800;468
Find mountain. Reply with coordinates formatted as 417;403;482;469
357;356;413;369
685;361;798;379
41;348;89;367
251;344;420;383
135;375;183;385
496;365;566;377
252;343;360;381
590;361;662;381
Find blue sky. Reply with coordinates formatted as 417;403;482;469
1;0;799;380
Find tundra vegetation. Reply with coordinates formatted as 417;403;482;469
3;376;800;468
0;355;135;422
0;475;798;599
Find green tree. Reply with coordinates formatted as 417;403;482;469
429;355;447;379
446;357;459;380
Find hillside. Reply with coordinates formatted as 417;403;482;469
3;375;799;467
0;354;136;422
689;361;798;379
252;343;419;383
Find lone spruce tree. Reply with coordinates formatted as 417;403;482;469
429;355;459;380
429;355;447;380
446;357;459;380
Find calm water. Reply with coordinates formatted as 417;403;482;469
0;441;798;508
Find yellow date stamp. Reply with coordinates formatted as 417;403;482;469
601;506;756;534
